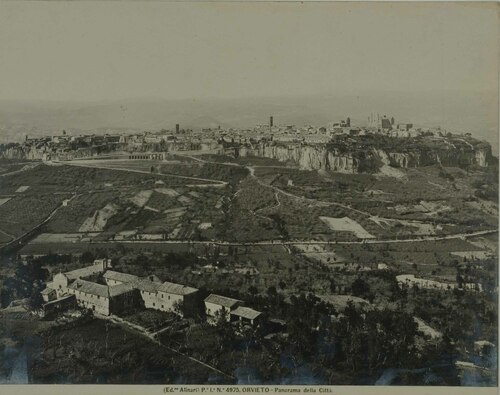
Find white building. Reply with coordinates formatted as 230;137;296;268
204;294;242;323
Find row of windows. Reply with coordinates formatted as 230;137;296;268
141;291;172;300
67;288;106;302
75;291;104;300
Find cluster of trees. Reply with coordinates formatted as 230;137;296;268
329;303;419;375
158;278;489;384
411;288;497;358
23;253;73;266
0;261;49;309
112;252;200;280
210;289;424;383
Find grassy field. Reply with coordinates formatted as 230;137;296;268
0;232;13;245
0;162;27;175
31;318;224;384
65;159;242;185
160;162;249;184
0;163;213;198
260;165;497;235
26;161;232;238
119;310;178;332
0;194;69;238
46;191;120;233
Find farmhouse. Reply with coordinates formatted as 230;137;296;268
67;279;137;316
205;294;242;323
103;270;199;315
230;306;263;326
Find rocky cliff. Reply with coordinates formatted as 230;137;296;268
237;137;493;173
0;145;45;160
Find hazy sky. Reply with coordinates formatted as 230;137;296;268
0;2;498;102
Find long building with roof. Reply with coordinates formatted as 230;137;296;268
102;270;198;314
41;261;199;317
67;279;136;316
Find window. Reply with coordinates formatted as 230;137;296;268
168;295;170;300
153;303;155;307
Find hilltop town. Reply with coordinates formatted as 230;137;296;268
0;114;493;170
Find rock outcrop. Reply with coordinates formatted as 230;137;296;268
237;138;493;173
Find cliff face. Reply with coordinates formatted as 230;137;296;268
238;141;492;173
239;144;358;173
0;145;45;160
385;146;492;169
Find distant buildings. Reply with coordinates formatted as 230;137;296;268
368;113;394;131
396;274;482;292
397;123;413;132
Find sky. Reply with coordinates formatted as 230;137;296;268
0;2;498;148
0;2;497;102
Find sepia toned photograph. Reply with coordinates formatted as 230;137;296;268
0;1;498;390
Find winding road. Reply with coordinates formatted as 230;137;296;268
38;228;496;247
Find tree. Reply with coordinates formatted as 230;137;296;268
248;286;258;297
214;309;235;352
351;278;370;299
80;251;95;264
266;285;278;298
172;300;185;317
28;285;44;311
